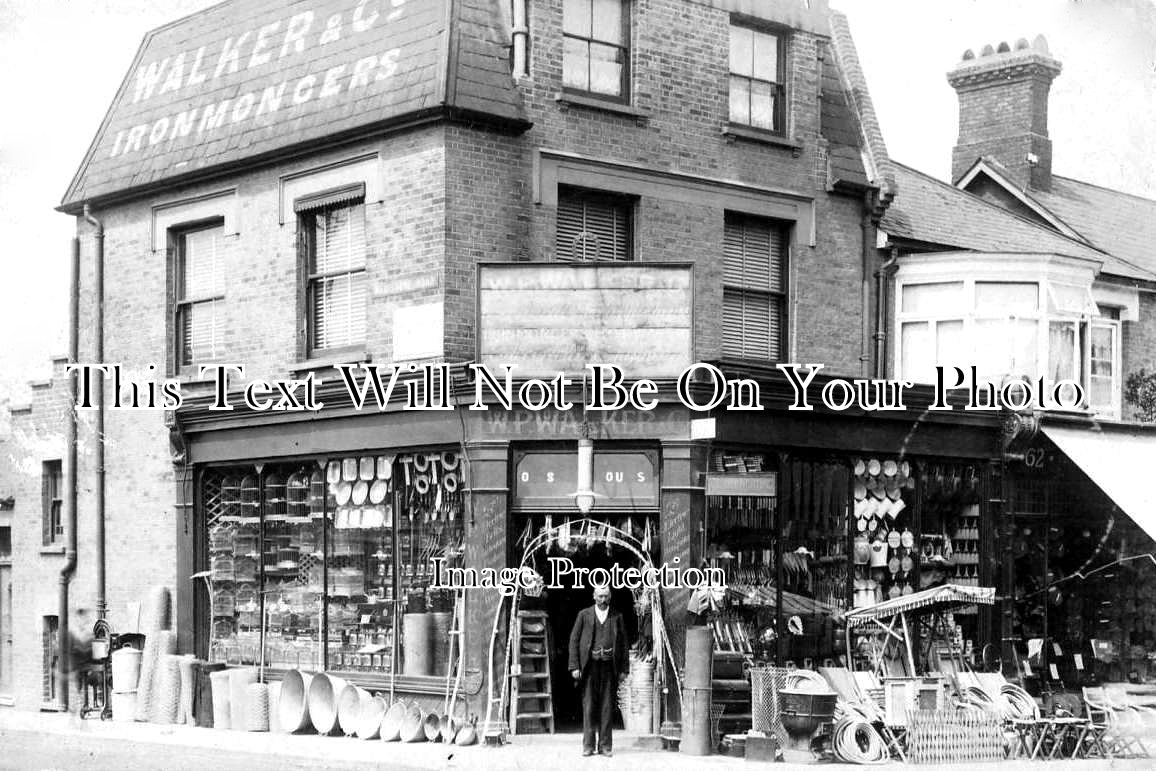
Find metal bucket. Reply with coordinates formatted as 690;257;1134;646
277;670;314;733
307;673;348;735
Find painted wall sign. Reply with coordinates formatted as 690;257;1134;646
477;264;694;378
513;451;658;509
63;0;524;205
474;404;690;440
705;472;778;497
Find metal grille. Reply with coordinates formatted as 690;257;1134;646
749;665;791;749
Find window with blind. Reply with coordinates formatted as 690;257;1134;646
729;25;787;134
556;188;632;262
563;0;629;100
42;460;62;547
175;223;227;368
300;198;368;355
723;215;788;360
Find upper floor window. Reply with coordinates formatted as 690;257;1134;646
563;0;629;100
297;192;368;355
42;460;62;547
723;214;788;360
896;272;1121;417
556;187;633;261
174;222;227;368
729;24;786;134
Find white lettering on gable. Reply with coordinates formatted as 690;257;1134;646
108;0;411;160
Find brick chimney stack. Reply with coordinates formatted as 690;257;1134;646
947;36;1062;191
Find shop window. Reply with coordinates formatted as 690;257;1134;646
562;0;629;100
722;214;788;361
556;187;633;262
173;222;227;369
729;24;786;134
297;190;368;356
42;460;62;546
201;451;465;676
42;615;58;704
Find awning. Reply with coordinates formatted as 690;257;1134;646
1042;425;1156;542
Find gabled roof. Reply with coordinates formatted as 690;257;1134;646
60;0;528;212
957;158;1156;278
880;162;1156;283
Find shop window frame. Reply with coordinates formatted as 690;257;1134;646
195;450;466;689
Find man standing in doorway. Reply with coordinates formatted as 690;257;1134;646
569;586;629;757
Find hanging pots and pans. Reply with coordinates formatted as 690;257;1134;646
352;481;369;506
335;481;353;506
369;480;388;505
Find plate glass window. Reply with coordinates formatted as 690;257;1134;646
563;0;629;99
730;25;786;133
723;214;788;360
556;187;632;262
175;223;227;367
304;202;368;353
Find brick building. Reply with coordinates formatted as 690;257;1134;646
879;37;1156;687
6;0;1149;739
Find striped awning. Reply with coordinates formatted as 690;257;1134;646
843;583;995;627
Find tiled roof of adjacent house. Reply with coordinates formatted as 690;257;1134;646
60;0;527;211
1030;175;1156;277
881;162;1156;282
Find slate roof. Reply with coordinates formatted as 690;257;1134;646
1030;175;1156;277
881;162;1156;283
61;0;527;211
826;11;896;198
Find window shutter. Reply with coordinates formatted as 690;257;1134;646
723;215;786;360
556;191;630;262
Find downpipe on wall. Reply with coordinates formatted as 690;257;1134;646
83;204;107;621
57;236;80;710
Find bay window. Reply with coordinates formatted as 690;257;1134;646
894;256;1122;416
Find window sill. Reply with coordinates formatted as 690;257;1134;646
555;92;648;125
722;124;802;154
39;545;66;556
290;350;372;375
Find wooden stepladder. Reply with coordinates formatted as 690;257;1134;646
509;610;555;734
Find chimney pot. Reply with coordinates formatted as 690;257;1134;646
962;48;975;60
947;34;1061;190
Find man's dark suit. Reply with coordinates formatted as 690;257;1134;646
568;605;629;754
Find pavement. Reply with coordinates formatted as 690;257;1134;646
0;710;1154;770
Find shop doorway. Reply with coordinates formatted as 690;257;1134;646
543;545;640;731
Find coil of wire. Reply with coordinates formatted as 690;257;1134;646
1000;684;1038;720
831;715;888;764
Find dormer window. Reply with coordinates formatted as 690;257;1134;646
729;24;786;134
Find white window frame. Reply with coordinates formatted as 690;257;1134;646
892;253;1120;417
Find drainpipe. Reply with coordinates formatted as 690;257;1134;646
860;191;877;377
58;236;80;711
83;204;107;621
874;247;897;379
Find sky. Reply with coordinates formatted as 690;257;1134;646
0;0;1153;404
